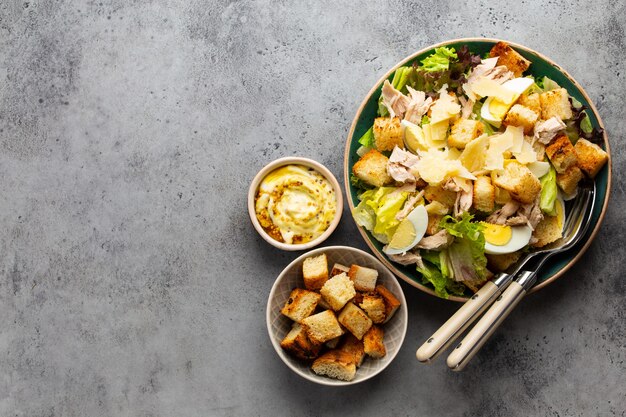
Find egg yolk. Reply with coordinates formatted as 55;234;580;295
388;219;417;250
481;223;513;246
489;97;517;120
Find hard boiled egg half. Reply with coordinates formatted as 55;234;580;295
384;205;428;255
481;222;533;255
481;78;535;127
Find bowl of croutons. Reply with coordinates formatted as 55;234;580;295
267;246;408;385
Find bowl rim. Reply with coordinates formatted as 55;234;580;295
265;245;408;386
248;156;344;251
343;37;612;302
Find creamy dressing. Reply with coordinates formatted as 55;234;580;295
255;165;336;244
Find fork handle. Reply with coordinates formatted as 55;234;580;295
446;271;536;371
416;273;512;363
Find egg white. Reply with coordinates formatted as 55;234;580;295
484;225;533;255
384;205;428;255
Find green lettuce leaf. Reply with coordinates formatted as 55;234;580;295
439;213;487;282
357;126;375;148
420;47;458;72
417;261;450;298
352;187;409;243
540;165;558;215
418;250;467;299
542;76;561;91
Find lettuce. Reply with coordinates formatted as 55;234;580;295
440;213;487;283
420;47;458;72
539;165;558;215
418;250;467;299
541;76;561;91
357;126;375;148
352;187;409;243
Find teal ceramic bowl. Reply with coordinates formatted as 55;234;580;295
343;38;612;302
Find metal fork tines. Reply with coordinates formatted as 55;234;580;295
446;182;596;371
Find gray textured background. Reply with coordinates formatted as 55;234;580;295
1;1;625;416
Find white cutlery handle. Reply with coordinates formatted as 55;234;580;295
416;276;508;363
446;272;534;371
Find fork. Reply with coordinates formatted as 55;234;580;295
446;181;596;371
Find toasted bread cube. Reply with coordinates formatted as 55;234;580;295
494;186;513;205
352;149;393;188
338;303;373;340
556;165;584;195
493;161;541;204
363;325;386;359
531;214;563;248
517;93;541;115
280;288;321;323
532;140;546;161
473;176;495;213
574;138;609;178
359;294;386;324
545;135;578;174
376;284;401;323
280;323;322;360
423;184;457;208
317;295;332;311
330;263;350;277
325;336;341;349
540;88;573;120
503;104;539;134
347;265;378;292
489;41;531;77
311;350;357;381
302;254;329;290
373;116;404;151
320;272;356;311
426;213;443;236
339;334;366;367
301;310;344;344
448;119;484;149
486;251;523;272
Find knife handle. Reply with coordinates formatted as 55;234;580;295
416;274;509;363
446;271;535;371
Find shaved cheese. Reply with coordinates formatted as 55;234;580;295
416;148;476;185
514;139;537;164
430;92;461;124
485;132;513;171
422;121;448;148
459;134;489;172
471;77;517;103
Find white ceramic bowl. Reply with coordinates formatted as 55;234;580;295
266;246;408;386
248;157;343;251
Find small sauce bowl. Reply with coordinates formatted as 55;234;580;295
248;157;343;251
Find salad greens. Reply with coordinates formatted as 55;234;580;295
353;187;409;243
539;165;558;215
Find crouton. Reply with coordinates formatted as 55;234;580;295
531;214;563;248
486;251;523;272
493;161;542;204
376;284;401;323
448;119;484;149
325;336;341;349
359;294;387;324
545;134;578;174
533;140;546;161
280;323;322;360
320;272;356;311
301;310;344;344
363;325;386;359
352;149;393;188
311;350;357;381
373;117;404;151
556;165;584;195
339;334;366;367
517;93;541;115
330;263;350;277
302;254;329;290
489;41;531;77
423;184;457;208
347;265;378;292
338;303;373;340
494;186;513;205
426;213;443;236
503;104;539;134
574;138;609;178
540;88;573;120
280;288;321;323
473;176;495;213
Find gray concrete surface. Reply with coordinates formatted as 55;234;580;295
1;1;625;416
